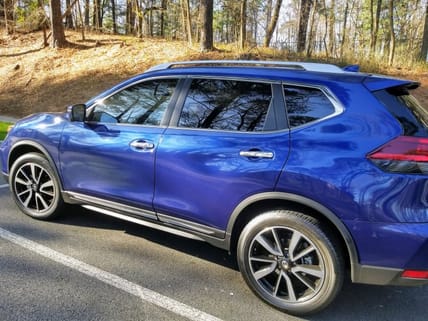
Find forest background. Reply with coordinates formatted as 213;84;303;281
1;0;428;118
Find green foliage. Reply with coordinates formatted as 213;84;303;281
15;0;47;32
0;122;13;141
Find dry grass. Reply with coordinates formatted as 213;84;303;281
1;29;427;118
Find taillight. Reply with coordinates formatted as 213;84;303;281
402;270;428;279
367;136;428;174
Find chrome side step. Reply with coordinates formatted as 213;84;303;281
82;205;205;241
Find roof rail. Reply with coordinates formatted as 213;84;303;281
146;60;345;73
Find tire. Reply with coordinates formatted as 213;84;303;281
237;210;344;316
9;153;64;220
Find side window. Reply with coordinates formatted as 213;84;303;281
284;85;336;128
89;79;178;125
178;79;272;132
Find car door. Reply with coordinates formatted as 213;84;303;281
59;78;179;214
153;78;290;233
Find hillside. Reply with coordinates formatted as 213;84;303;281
1;30;428;118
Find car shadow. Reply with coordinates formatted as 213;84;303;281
55;205;238;270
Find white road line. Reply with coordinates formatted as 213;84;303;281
0;184;8;189
0;227;223;321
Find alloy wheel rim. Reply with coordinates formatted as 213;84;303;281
14;163;56;213
248;226;325;303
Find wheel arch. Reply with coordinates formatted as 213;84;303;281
226;192;359;278
8;140;63;190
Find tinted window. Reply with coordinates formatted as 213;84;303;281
284;85;336;128
89;79;177;125
178;79;272;132
374;86;428;137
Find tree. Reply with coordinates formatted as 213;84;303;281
297;0;314;52
50;0;67;47
263;0;282;47
200;0;213;51
420;2;428;61
111;0;117;34
65;0;73;28
3;0;14;34
388;0;395;65
239;0;247;49
181;0;192;45
369;0;382;54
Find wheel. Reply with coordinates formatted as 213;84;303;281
9;153;64;220
237;210;344;315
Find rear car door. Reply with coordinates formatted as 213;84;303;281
153;78;290;233
59;78;179;214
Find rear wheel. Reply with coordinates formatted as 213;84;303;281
9;153;64;220
237;210;344;315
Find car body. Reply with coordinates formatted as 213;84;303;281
1;60;428;315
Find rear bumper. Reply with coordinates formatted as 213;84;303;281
353;264;428;286
347;220;428;286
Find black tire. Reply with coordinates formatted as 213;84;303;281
237;210;344;316
9;153;64;220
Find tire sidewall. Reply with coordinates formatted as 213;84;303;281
237;211;343;315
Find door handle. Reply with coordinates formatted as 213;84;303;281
239;150;274;159
130;140;155;151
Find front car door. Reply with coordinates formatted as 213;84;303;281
59;78;179;214
154;78;290;234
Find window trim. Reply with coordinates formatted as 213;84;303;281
85;76;185;127
282;82;344;130
169;76;287;134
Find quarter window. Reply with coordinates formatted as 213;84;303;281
89;79;178;125
284;85;336;128
178;79;272;132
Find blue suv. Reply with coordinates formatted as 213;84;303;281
1;60;428;315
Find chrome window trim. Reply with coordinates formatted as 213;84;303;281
84;76;185;127
282;82;345;130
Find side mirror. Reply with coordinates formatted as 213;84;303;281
67;104;86;122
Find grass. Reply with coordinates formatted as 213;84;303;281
0;121;12;141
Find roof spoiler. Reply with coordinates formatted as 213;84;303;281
343;65;360;72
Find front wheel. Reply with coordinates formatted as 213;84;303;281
9;153;64;220
237;210;344;315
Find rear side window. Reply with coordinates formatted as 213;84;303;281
178;79;272;132
374;86;428;137
283;85;336;128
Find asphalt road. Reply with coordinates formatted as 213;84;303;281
1;167;428;321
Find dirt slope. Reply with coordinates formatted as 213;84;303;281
1;30;428;118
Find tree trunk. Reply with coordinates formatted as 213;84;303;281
370;0;382;54
388;0;395;66
111;0;117;34
3;0;14;34
160;0;167;37
184;0;192;45
50;0;67;48
340;0;349;59
126;0;135;34
420;3;428;61
65;0;74;28
93;0;102;31
327;0;335;57
297;0;314;52
200;0;213;51
84;0;90;28
263;0;282;47
239;0;247;49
